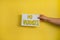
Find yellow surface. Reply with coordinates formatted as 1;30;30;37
0;0;59;40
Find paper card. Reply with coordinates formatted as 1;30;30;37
21;14;40;26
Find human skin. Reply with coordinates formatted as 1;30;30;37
38;15;60;26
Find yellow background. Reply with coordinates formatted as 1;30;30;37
0;0;60;40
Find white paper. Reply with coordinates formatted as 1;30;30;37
21;14;40;27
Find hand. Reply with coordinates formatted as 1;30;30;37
38;15;60;25
38;15;49;21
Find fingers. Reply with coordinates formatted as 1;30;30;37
38;15;44;19
38;15;47;21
